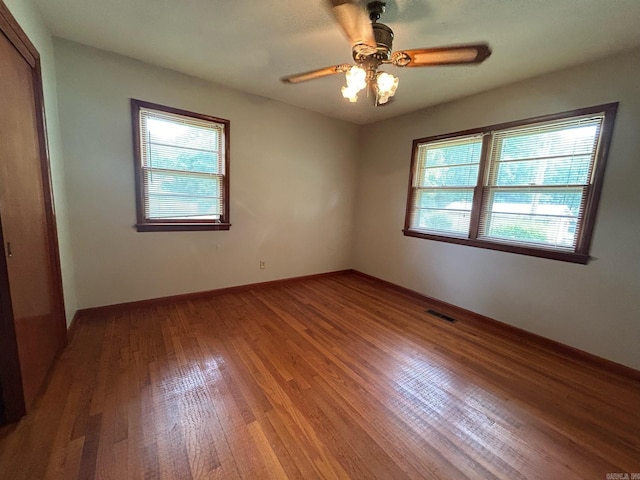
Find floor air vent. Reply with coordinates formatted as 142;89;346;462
426;309;457;323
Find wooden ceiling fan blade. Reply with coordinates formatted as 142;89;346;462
326;0;376;54
393;43;491;67
281;65;349;84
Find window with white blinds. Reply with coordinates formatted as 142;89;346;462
131;100;230;232
404;103;618;263
409;136;482;237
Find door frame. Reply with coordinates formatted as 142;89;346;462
0;1;67;423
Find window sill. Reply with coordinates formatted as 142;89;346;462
402;229;590;264
136;222;231;232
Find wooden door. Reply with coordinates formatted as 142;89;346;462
0;5;66;422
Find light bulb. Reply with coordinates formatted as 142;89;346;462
341;66;367;103
341;85;359;102
376;72;399;102
345;66;367;92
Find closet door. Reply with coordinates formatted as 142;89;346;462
0;6;66;422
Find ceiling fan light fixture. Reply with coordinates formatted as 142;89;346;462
341;85;360;102
376;71;399;104
345;65;367;91
342;65;367;102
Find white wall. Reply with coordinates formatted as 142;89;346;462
53;39;359;309
353;48;640;370
4;0;77;324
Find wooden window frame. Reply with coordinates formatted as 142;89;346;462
131;99;231;232
403;103;618;264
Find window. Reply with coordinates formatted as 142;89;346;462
404;103;618;263
131;99;230;232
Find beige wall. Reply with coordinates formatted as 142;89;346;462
4;0;77;324
53;39;359;309
353;48;640;370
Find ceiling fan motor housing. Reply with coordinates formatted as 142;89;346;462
353;22;393;62
373;23;393;58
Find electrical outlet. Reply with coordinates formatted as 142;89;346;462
259;261;266;270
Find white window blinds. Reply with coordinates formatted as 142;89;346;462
139;108;225;221
479;115;603;250
409;135;483;237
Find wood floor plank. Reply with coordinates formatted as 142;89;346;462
0;272;638;479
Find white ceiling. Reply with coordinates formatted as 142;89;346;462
35;0;640;125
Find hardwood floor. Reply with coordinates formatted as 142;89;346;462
0;272;638;479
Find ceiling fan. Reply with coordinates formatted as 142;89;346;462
281;0;491;106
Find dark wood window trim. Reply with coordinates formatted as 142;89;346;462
403;103;618;264
131;99;231;232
